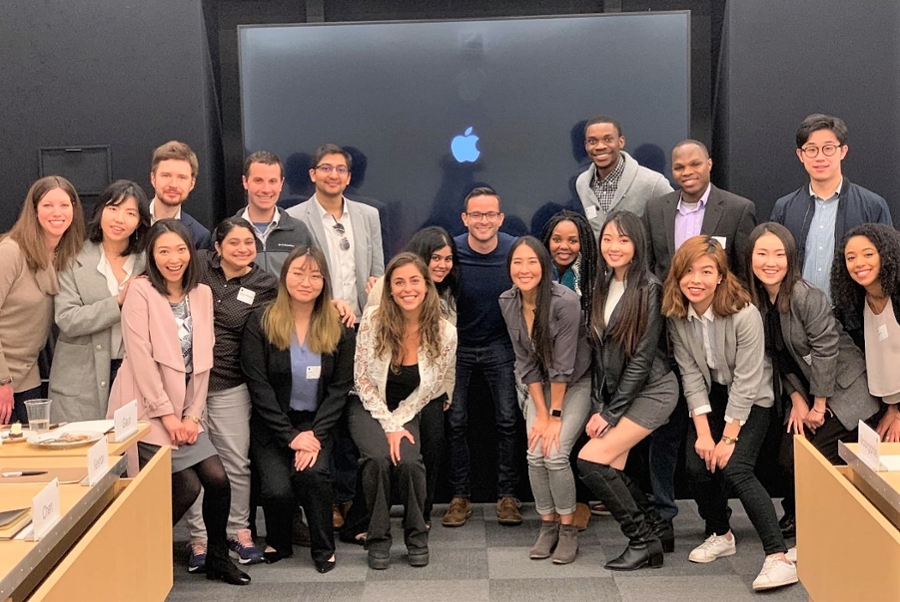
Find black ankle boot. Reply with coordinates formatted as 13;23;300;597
206;544;251;585
577;459;665;571
619;470;675;553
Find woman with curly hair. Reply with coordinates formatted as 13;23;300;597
832;222;900;442
350;252;457;569
747;222;879;542
663;235;796;591
576;211;678;571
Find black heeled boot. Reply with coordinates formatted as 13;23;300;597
577;459;664;571
619;470;675;553
206;542;251;585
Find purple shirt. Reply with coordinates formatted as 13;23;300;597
674;185;711;250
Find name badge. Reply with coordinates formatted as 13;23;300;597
114;399;139;442
878;324;889;341
585;206;598;219
86;437;110;486
237;287;256;305
306;365;322;380
31;478;60;541
712;235;727;249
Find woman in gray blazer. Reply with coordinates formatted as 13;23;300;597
746;223;880;537
663;235;797;592
49;180;150;422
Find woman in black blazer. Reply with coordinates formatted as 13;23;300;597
241;245;356;574
747;223;881;537
576;211;678;571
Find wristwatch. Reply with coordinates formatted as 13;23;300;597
0;376;11;387
721;435;739;445
550;408;563;418
186;415;200;424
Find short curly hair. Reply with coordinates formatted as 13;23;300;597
831;223;900;327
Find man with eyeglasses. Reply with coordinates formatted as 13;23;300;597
772;113;891;303
575;115;673;242
443;187;523;528
286;143;384;532
286;143;384;317
233;151;315;277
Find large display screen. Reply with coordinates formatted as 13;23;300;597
239;13;689;252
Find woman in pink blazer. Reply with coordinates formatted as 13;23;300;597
108;219;249;586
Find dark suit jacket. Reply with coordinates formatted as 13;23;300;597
240;307;356;449
773;280;880;430
643;184;756;284
180;210;212;251
593;275;672;427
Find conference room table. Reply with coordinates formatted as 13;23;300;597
0;423;173;602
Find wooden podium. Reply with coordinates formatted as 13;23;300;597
795;437;900;602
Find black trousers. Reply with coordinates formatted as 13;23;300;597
347;398;427;554
252;413;335;564
685;383;786;556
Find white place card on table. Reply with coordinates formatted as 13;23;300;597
114;399;139;442
30;478;60;541
86;437;110;486
858;419;884;471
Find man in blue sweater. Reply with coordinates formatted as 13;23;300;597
443;187;522;528
771;114;892;303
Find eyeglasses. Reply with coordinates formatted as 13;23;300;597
316;164;349;175
293;272;324;284
332;221;351;251
466;211;501;221
800;144;842;158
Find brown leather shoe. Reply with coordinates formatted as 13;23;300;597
573;503;591;531
496;497;523;526
442;497;472;527
332;502;351;530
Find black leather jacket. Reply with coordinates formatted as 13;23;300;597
592;275;672;427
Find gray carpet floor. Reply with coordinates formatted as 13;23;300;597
166;501;807;602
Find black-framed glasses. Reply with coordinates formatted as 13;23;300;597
800;144;842;158
332;221;350;251
316;164;349;175
466;211;501;221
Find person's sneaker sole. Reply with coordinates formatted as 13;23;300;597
753;575;799;591
688;547;736;564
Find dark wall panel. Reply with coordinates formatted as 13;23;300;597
0;0;220;232
714;0;900;221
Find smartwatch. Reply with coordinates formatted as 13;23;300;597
550;408;562;418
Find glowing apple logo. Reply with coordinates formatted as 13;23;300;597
451;127;481;163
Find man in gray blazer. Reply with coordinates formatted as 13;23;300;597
641;139;756;546
575;115;673;241
644;140;757;284
286;144;384;319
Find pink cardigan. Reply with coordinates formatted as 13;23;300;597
107;278;214;449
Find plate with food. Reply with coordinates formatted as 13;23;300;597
0;423;35;443
27;431;105;449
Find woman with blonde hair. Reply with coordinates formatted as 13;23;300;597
663;235;796;592
350;252;456;569
241;245;355;573
0;175;84;424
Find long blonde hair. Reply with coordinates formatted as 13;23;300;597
262;246;342;353
5;176;85;271
375;253;444;372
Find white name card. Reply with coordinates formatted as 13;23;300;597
86;437;109;486
858;419;883;471
31;478;60;541
114;399;139;442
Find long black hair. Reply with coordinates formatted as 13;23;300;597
832;222;900;328
405;226;460;306
508;236;555;371
539;209;597;330
592;210;652;358
746;222;802;313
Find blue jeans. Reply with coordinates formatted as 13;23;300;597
446;343;520;498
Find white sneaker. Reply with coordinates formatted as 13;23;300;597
785;546;797;563
688;533;736;563
752;555;798;591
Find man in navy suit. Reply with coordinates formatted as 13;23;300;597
148;140;212;250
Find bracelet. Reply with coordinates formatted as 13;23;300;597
0;376;11;387
185;415;200;424
810;407;825;414
721;435;739;445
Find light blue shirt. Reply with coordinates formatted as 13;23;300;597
803;182;842;301
289;337;322;412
